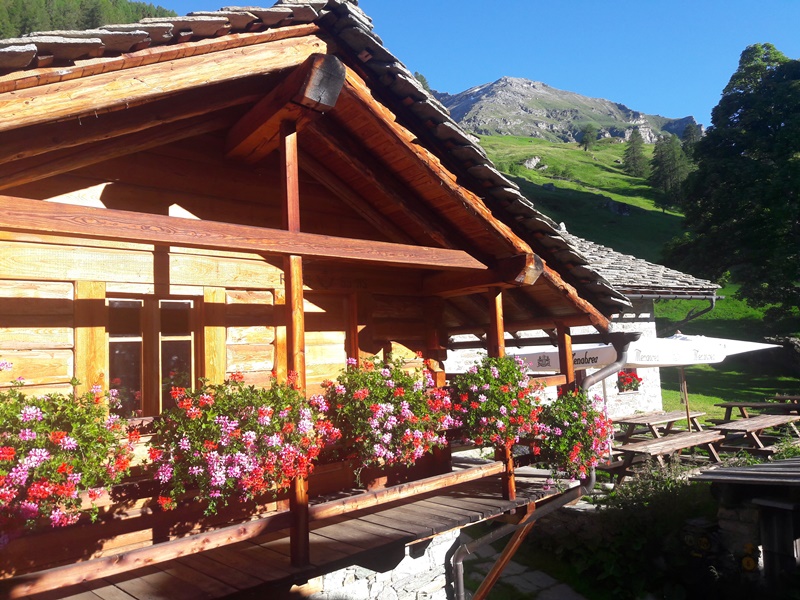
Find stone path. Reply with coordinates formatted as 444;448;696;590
462;503;592;600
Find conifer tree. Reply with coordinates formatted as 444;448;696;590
622;127;648;177
648;134;690;211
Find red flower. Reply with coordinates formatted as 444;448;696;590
0;446;15;461
148;447;163;462
157;496;176;511
229;372;245;383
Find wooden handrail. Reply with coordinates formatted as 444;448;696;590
1;460;505;598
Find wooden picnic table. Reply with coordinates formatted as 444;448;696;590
715;401;800;422
614;410;706;442
711;413;800;453
612;429;725;483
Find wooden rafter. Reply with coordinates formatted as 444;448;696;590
0;110;243;191
305;119;470;252
0;78;265;167
338;68;532;258
0;195;488;272
422;254;544;298
299;150;416;245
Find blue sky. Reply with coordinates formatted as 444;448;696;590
162;1;800;127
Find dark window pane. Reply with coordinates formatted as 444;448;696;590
160;300;192;336
162;339;193;407
109;340;142;417
109;299;142;337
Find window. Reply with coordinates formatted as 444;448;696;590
108;297;197;417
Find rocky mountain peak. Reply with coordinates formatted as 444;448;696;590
433;77;697;143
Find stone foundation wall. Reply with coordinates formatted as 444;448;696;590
307;530;459;600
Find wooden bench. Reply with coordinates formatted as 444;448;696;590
613;430;725;483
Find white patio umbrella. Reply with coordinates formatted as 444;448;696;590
512;333;779;372
510;333;781;430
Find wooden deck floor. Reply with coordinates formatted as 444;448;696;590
21;467;563;600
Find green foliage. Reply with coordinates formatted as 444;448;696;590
649;133;692;211
150;375;339;515
622;127;648;177
668;47;800;314
323;356;452;469
413;71;432;94
540;464;716;599
0;365;133;530
578;123;598;151
723;42;789;95
0;0;176;37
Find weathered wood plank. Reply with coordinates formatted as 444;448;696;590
0;349;73;386
74;281;107;395
0;35;331;133
203;287;227;385
0;195;489;272
0;240;284;289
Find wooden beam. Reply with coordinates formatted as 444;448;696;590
0;79;264;167
557;323;576;389
305;119;471;251
447;314;598;337
0;25;321;95
226;54;346;163
299;150;416;245
422;253;544;297
540;266;610;333
202;287;226;385
0;195;489;272
339;69;532;258
0;110;242;191
74;281;107;397
345;293;360;360
487;288;505;359
0;34;331;134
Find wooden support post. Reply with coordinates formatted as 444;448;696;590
472;506;536;600
202;287;226;385
557;323;575;392
487;287;505;358
74;281;107;398
345;292;360;361
486;287;514;499
280;119;309;567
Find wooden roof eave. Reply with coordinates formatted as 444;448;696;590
336;67;532;261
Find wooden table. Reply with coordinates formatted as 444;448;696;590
612;430;725;483
615;410;706;442
716;401;799;422
711;413;800;453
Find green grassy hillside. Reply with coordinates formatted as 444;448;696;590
481;135;682;263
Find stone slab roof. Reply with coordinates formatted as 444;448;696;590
0;0;632;315
559;228;718;299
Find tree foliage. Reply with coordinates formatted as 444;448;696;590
648;134;691;211
667;45;800;313
0;0;175;37
413;71;432;94
578;123;598;151
622;127;648;177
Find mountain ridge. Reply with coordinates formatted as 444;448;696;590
434;76;697;143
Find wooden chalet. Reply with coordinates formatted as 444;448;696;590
0;2;630;598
